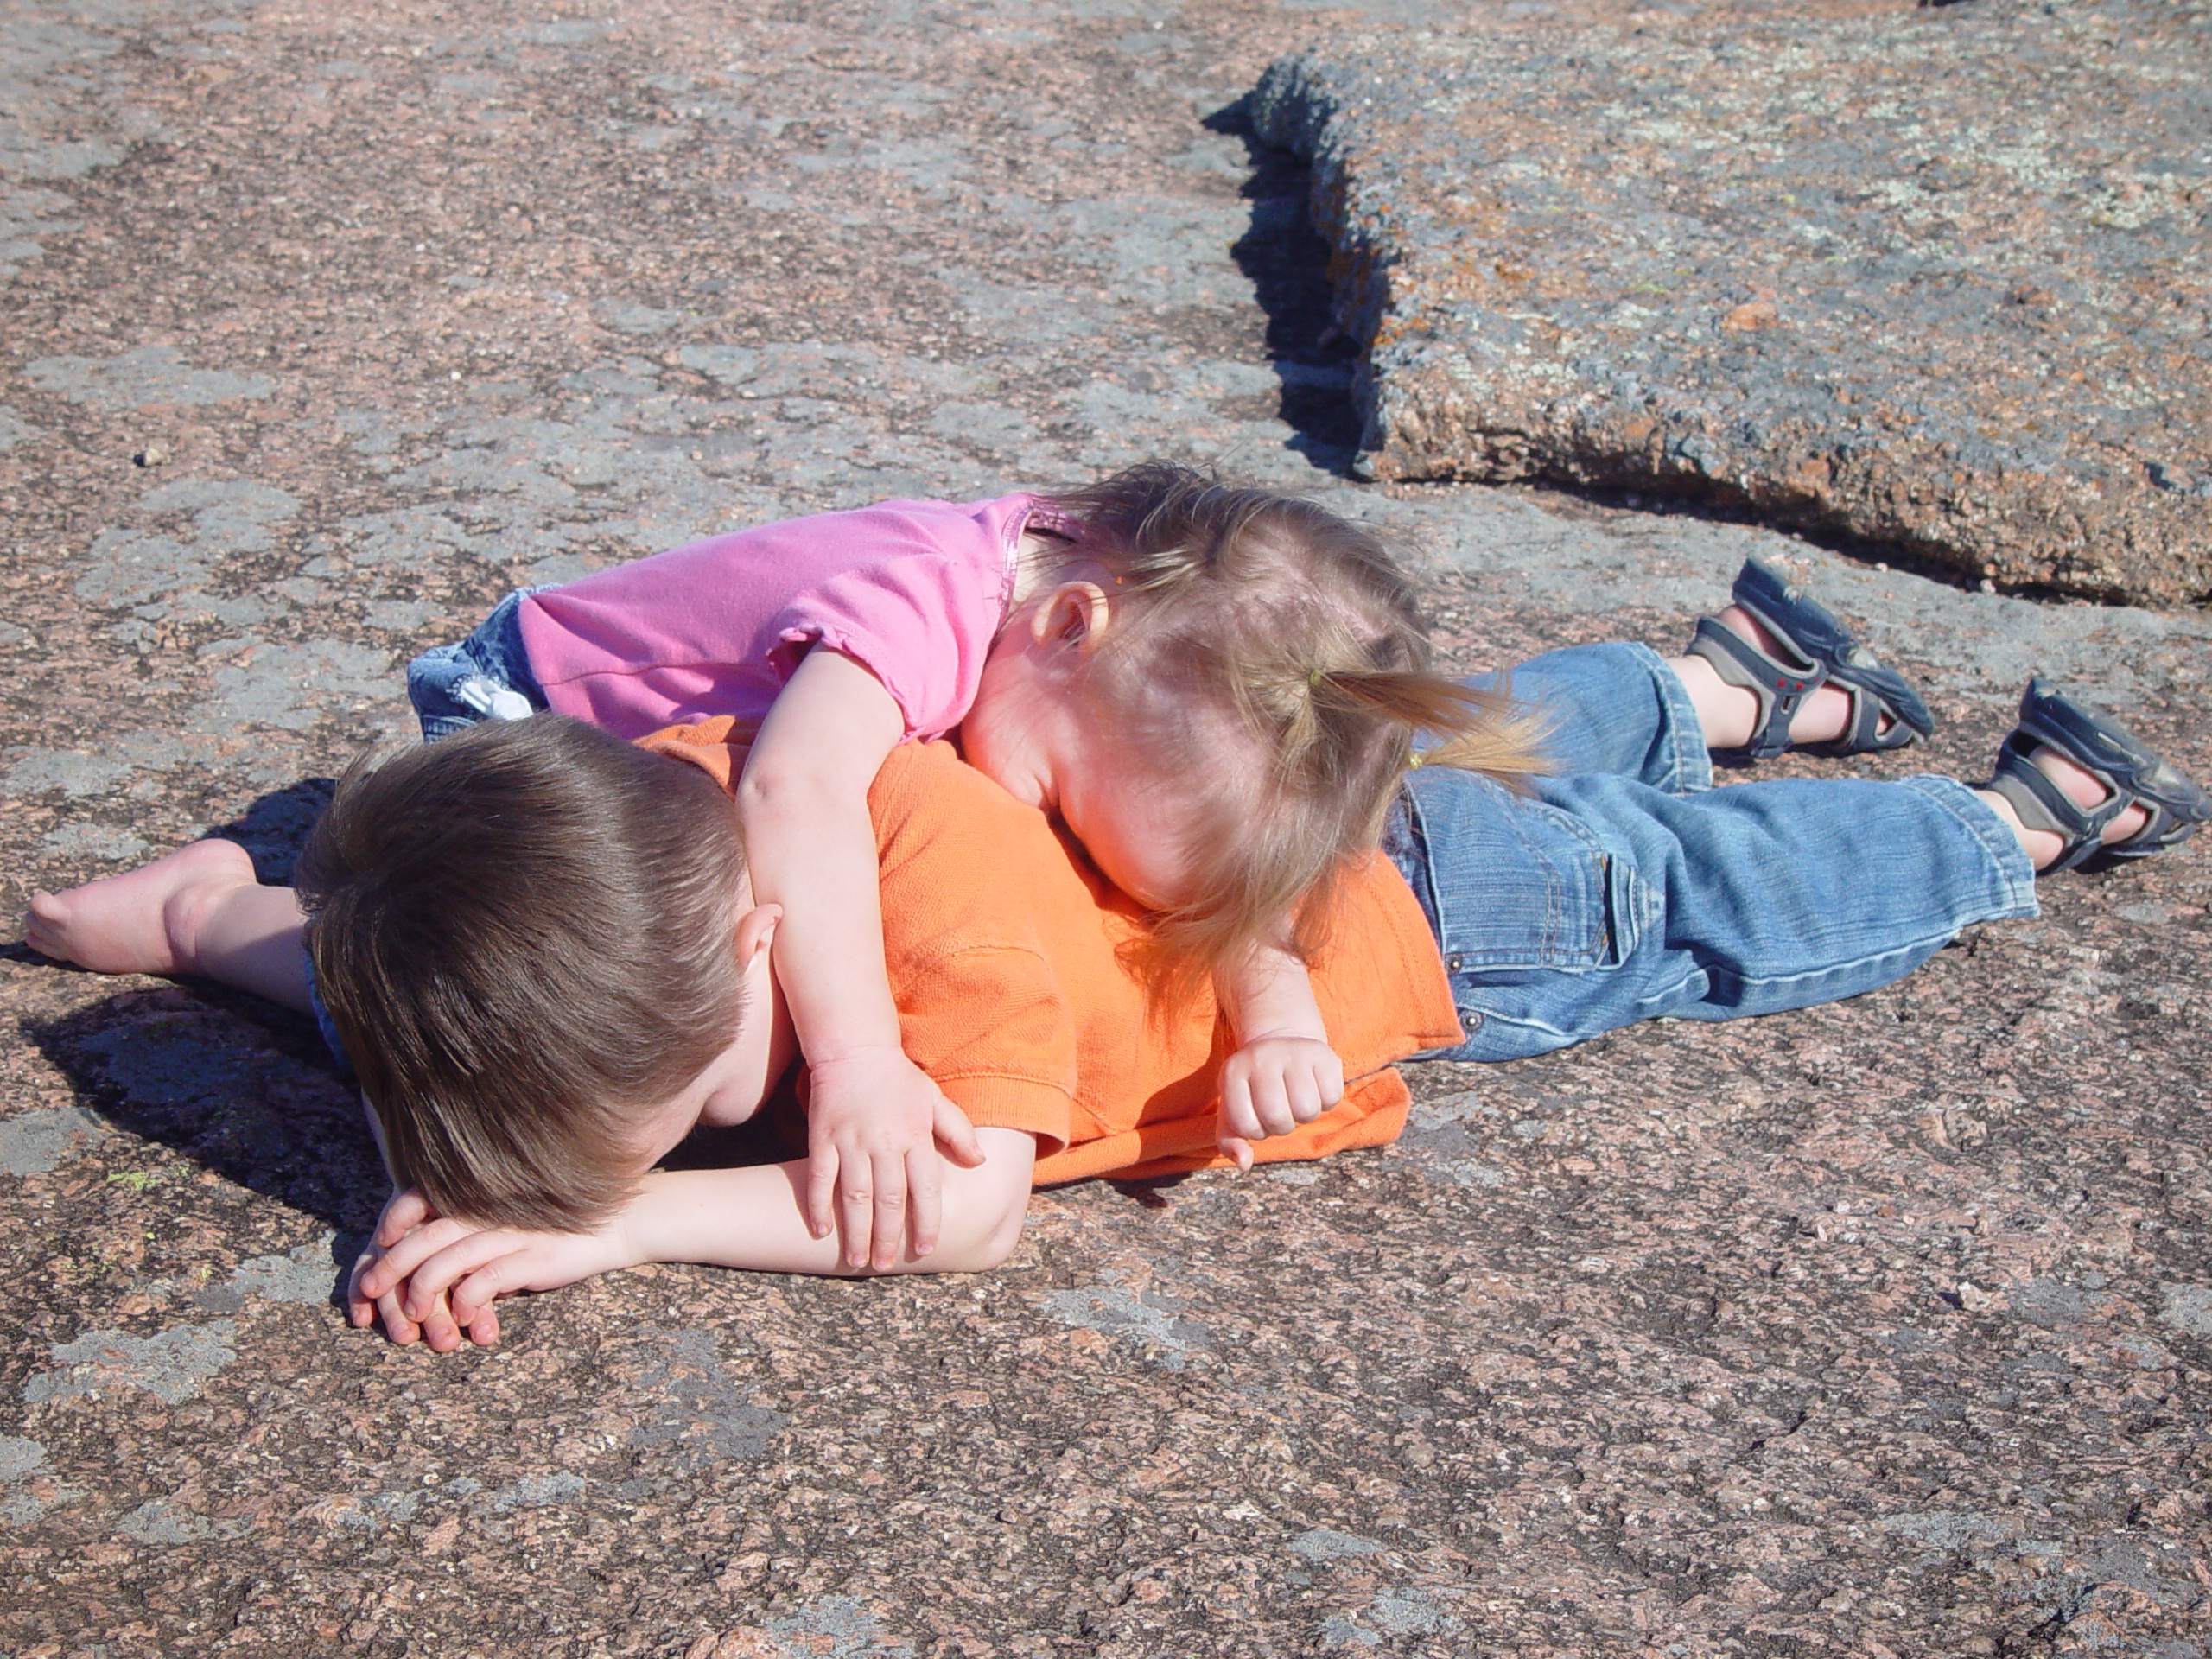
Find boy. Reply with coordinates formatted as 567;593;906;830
29;712;1461;1350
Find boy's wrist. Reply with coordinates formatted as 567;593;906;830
612;1181;672;1267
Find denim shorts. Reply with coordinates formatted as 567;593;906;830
404;587;551;741
1387;642;2039;1062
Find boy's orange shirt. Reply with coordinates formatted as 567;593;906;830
645;720;1463;1185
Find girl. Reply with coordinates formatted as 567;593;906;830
385;463;1539;1268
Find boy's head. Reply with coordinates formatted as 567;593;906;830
981;462;1545;988
295;715;752;1231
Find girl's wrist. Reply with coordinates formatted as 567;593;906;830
804;1041;912;1074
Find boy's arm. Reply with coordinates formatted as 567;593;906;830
1215;942;1345;1169
739;645;983;1271
353;1127;1039;1349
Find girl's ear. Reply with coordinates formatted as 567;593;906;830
1028;581;1114;654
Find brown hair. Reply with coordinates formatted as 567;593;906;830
1039;462;1550;992
294;715;748;1231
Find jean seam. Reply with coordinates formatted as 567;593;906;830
1897;773;2041;921
1624;640;1715;797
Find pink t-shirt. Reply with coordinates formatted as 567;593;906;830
515;494;1039;742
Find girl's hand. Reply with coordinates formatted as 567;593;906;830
1217;1035;1346;1162
804;1048;984;1273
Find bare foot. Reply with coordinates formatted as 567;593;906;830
25;837;259;977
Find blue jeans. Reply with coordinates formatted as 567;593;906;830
1387;643;2039;1062
404;588;550;741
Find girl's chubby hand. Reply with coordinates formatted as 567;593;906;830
347;1188;642;1351
1216;1035;1345;1171
804;1047;984;1273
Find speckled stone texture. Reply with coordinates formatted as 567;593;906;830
5;1;2212;1656
1251;0;2212;602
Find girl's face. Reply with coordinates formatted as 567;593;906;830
966;592;1204;913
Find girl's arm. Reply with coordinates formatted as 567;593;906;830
1214;942;1345;1169
351;1128;1040;1350
737;645;983;1269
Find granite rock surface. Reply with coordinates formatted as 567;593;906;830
4;1;2212;1656
1252;0;2212;601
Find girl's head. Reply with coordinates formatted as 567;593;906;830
296;715;758;1231
969;462;1545;988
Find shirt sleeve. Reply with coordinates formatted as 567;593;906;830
771;553;1007;741
892;944;1077;1159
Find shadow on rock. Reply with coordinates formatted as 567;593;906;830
219;776;338;886
1209;98;1365;477
26;984;385;1236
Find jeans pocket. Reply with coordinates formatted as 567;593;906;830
1404;770;1625;973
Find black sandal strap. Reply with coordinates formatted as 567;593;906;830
1985;734;2122;873
1684;615;1827;762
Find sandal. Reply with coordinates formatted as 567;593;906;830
1685;558;1936;761
1984;677;2212;873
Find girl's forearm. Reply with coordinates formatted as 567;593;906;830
1220;941;1330;1045
735;645;910;1060
740;772;905;1058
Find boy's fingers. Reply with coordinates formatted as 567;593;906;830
403;1233;526;1322
346;1248;378;1318
375;1285;421;1346
450;1266;503;1328
416;1291;464;1354
376;1189;430;1248
448;1243;557;1325
1217;1134;1255;1173
359;1217;472;1299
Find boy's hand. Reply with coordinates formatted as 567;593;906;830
804;1048;983;1272
348;1191;643;1350
1217;1036;1345;1167
347;1189;478;1352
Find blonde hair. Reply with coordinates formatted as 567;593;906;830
1039;462;1549;993
296;716;749;1232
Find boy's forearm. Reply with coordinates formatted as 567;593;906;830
626;1128;1038;1274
